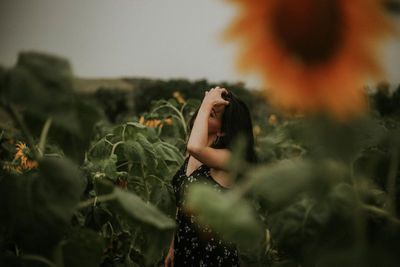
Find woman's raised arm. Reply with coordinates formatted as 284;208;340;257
186;87;231;170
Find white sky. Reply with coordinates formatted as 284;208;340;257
0;0;399;90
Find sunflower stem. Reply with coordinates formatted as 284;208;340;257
20;254;58;267
386;146;398;217
38;117;52;157
78;192;117;209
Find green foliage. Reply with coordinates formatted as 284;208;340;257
62;227;105;267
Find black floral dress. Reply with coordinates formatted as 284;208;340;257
171;155;239;267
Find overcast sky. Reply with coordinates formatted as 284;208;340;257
0;0;399;89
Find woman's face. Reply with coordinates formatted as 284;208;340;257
208;104;225;135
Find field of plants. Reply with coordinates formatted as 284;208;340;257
0;51;399;267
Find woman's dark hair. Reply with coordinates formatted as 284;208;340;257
188;91;257;163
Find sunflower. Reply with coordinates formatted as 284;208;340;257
222;0;394;119
173;91;185;104
3;142;38;171
268;114;277;125
253;125;261;135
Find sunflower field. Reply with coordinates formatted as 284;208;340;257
0;49;399;267
1;1;400;266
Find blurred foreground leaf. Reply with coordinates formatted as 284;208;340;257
113;188;175;230
0;157;85;253
185;183;264;251
0;51;101;162
249;159;347;209
62;227;105;267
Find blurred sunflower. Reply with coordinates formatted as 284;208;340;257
141;118;173;128
173;91;185;104
268;114;277;125
253;125;261;135
222;0;394;119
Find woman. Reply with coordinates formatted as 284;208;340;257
165;86;256;267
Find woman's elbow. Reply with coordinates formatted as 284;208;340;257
186;145;202;156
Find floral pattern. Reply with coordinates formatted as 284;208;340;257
172;156;239;266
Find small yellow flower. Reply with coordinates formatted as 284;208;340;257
253;125;261;135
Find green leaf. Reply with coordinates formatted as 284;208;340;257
62;228;105;267
150;181;175;216
124;140;145;162
2;52;75;118
124;134;157;168
88;137;113;161
89;155;118;181
122;122;147;141
104;154;118;180
185;183;264;250
249;159;345;209
1;52;101;162
154;141;184;163
126;121;146;130
113;188;176;230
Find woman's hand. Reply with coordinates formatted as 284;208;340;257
203;86;230;107
164;244;174;267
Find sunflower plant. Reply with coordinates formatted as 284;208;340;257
0;52;186;267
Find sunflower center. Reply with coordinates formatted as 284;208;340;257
271;0;343;65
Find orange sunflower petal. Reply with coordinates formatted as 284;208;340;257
139;116;145;124
164;118;173;125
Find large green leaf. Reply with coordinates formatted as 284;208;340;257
0;52;101;162
154;141;184;163
185;183;264;250
0;157;86;252
120;122;147;141
2;52;75;118
124;140;145;162
123;134;157;168
249;159;346;209
287;116;386;162
113;188;175;230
